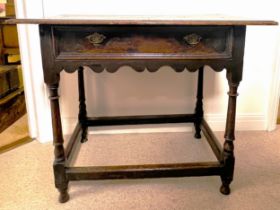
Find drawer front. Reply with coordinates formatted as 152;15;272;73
53;26;233;60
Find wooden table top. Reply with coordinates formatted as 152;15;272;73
4;15;278;26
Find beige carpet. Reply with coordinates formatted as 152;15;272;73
0;128;280;210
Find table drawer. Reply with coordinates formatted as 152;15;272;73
53;26;233;60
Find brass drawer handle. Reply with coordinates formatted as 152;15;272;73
86;32;106;46
184;33;202;46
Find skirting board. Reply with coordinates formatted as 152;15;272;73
61;114;266;137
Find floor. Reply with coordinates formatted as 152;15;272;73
0;128;280;210
0;114;29;149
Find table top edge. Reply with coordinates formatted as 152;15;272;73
4;18;278;26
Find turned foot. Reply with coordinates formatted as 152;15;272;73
194;132;201;139
220;184;231;195
194;123;201;139
81;127;88;143
59;189;70;203
81;137;88;143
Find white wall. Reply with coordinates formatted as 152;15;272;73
15;0;51;141
16;0;280;142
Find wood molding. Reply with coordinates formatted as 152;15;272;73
0;136;32;154
267;32;280;130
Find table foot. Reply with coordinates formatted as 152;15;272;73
81;127;88;143
194;123;201;139
81;137;88;143
194;132;201;139
220;183;231;195
59;189;70;203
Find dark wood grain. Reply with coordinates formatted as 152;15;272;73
48;84;69;203
54;26;233;60
33;20;267;202
86;114;196;126
194;67;204;138
78;67;88;143
220;83;239;195
67;162;222;180
65;122;81;166
201;119;223;161
39;25;246;84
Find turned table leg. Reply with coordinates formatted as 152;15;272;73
220;82;239;195
194;66;204;139
78;67;88;143
48;84;69;203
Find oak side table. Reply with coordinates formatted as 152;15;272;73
6;17;277;203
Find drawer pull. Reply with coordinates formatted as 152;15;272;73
86;32;106;46
184;33;202;46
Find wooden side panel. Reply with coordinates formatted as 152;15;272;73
3;25;19;48
0;90;26;133
0;66;19;98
